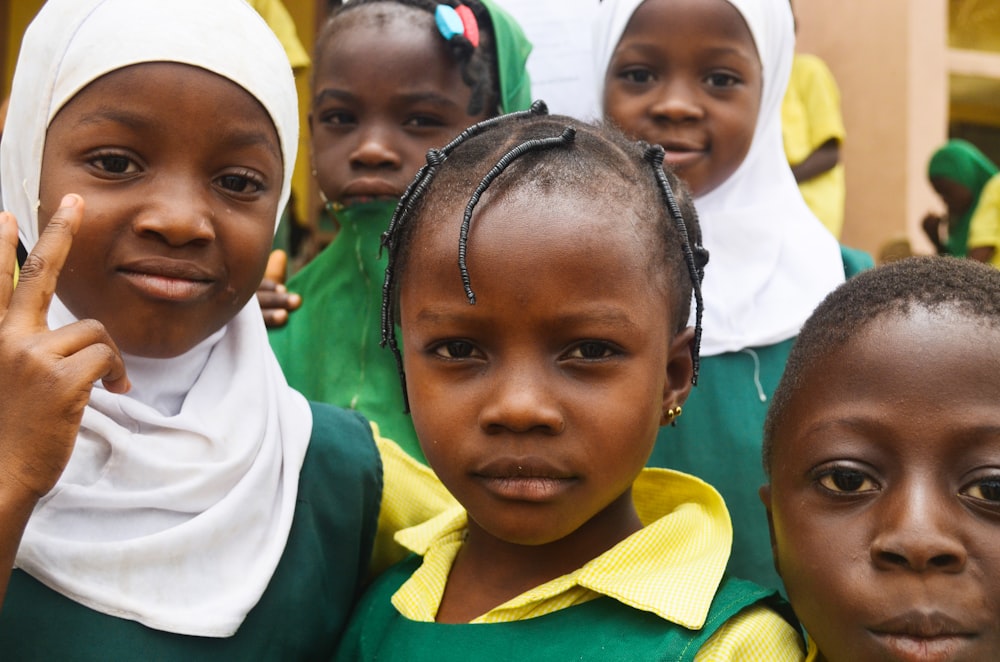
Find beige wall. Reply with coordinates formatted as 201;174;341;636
795;0;948;256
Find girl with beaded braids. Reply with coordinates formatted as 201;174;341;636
265;0;532;462
334;106;804;661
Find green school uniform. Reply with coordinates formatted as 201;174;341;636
652;245;873;592
927;139;999;258
336;555;792;662
0;403;382;661
268;0;534;463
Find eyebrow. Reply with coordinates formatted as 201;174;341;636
74;107;281;161
412;306;643;333
313;88;462;110
615;42;758;65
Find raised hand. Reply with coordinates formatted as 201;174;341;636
256;248;301;328
0;194;128;503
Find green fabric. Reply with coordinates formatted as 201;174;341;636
0;403;383;661
480;0;533;113
650;246;872;594
928;139;999;257
652;339;794;594
269;11;532;463
336;554;788;662
270;200;425;460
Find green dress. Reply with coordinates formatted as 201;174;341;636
652;246;873;592
268;0;534;463
335;555;793;662
927;139;999;257
0;403;382;661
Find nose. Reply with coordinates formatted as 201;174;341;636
870;481;967;573
649;79;704;123
133;176;215;246
349;125;402;170
478;361;565;435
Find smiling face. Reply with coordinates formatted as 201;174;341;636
602;0;762;197
38;62;282;358
763;307;1000;662
310;5;490;208
399;184;694;552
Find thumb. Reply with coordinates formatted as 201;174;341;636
264;249;287;285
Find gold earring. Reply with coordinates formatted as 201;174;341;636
665;405;683;425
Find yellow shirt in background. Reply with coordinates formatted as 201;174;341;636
782;53;846;238
390;468;804;661
968;173;1000;268
246;0;311;72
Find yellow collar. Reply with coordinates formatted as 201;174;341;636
394;467;732;627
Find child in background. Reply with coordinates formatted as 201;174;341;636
336;109;804;660
594;0;859;591
782;51;846;239
760;256;1000;661
922;139;1000;265
0;0;410;657
266;0;532;462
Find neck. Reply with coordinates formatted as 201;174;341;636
436;489;642;623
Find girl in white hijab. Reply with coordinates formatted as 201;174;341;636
594;0;866;593
0;0;384;657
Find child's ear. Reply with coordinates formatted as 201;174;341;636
660;326;695;425
759;484;781;578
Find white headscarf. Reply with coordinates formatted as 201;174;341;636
0;0;312;637
593;0;844;355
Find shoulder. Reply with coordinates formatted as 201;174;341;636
693;579;804;661
300;402;382;504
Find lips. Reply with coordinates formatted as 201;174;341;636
656;138;706;170
870;612;976;662
118;258;216;302
338;178;402;206
473;457;577;502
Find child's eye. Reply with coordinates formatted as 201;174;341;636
216;171;265;195
704;72;741;88
404;115;445;129
817;467;878;494
620;68;655;85
432;341;481;360
961;477;1000;504
564;341;619;360
318;110;355;126
90;153;138;175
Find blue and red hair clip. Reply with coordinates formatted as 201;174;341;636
435;3;479;48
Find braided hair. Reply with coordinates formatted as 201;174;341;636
762;256;1000;475
318;0;501;117
380;102;709;410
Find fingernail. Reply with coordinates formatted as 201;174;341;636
60;194;79;208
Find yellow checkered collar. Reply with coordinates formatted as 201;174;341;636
393;467;732;628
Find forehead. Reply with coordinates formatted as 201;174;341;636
406;184;670;305
50;62;277;146
773;306;1000;467
317;5;447;78
622;0;758;56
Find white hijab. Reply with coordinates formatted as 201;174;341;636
593;0;844;355
0;0;312;637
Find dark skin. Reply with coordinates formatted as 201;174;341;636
0;198;129;606
399;187;694;622
0;62;283;607
602;0;762;197
920;175;995;260
790;138;840;183
258;4;489;327
761;308;1000;661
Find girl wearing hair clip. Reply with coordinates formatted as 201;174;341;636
265;0;533;463
334;108;804;661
